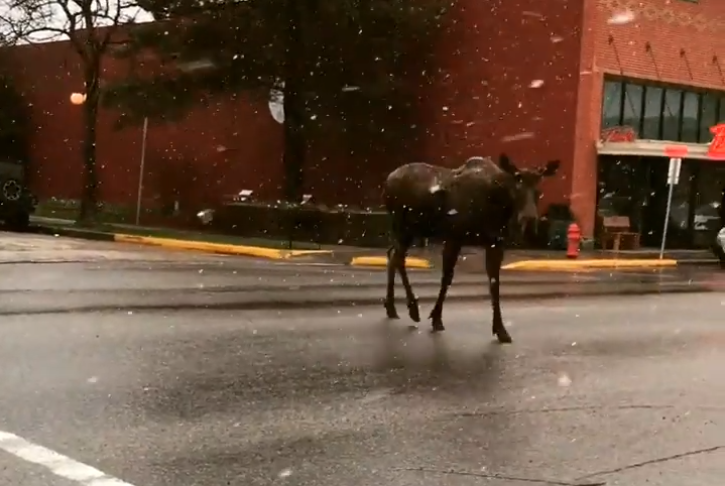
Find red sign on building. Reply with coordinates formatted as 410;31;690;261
708;124;725;159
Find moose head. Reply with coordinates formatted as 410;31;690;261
498;153;560;237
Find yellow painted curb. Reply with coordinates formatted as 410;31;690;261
502;258;678;271
113;234;333;260
349;255;432;269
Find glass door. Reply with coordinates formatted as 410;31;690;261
640;157;694;248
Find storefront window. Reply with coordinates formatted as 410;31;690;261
693;164;725;247
622;83;643;132
602;80;623;129
699;94;718;143
719;98;725;123
642;86;663;139
596;156;647;233
662;89;682;141
666;161;694;235
681;92;699;142
601;78;725;144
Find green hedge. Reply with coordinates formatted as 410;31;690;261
211;202;392;248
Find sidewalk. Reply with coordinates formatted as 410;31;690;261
26;216;719;270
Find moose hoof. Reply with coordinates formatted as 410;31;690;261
494;328;513;344
430;318;445;333
407;300;421;323
383;300;399;319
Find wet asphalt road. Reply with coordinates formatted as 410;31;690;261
2;232;725;486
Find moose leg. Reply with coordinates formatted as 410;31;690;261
384;245;400;318
518;218;528;246
395;237;420;322
429;240;461;332
486;244;512;344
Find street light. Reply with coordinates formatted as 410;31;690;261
135;116;149;225
70;91;148;225
70;92;86;105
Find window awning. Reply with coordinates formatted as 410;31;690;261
597;139;714;160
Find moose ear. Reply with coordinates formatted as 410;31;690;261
498;153;519;175
541;160;560;177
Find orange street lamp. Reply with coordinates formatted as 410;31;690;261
70;92;86;105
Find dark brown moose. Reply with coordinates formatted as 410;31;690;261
382;153;560;343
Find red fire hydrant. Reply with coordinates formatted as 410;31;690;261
566;222;581;259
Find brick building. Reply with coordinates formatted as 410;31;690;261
425;0;725;248
589;0;725;249
6;0;725;247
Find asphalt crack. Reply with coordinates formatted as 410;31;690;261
575;444;725;481
392;466;606;486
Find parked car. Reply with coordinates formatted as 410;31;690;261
716;227;725;269
0;157;37;231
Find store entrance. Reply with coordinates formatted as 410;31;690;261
596;155;694;248
639;156;693;248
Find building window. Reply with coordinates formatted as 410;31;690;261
718;98;725;124
602;80;623;129
622;83;644;133
681;92;700;143
662;89;683;141
693;164;725;247
600;78;725;143
642;86;663;139
699;94;718;143
597;156;645;220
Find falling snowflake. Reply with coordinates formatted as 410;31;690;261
501;132;535;142
522;11;543;19
278;469;292;478
557;373;572;387
608;9;635;25
529;80;544;88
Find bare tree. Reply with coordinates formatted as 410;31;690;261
0;0;142;223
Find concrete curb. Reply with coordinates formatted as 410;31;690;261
672;258;721;266
501;258;679;271
112;234;332;260
30;224;332;260
29;224;720;269
32;225;116;242
349;255;432;269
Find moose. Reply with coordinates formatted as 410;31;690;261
382;153;560;343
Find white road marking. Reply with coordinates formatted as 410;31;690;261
0;429;135;486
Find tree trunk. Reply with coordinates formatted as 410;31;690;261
78;72;100;225
282;0;305;203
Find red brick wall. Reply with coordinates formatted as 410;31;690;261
571;0;601;238
421;0;586;213
595;0;725;89
572;0;725;237
6;41;284;222
8;3;589;222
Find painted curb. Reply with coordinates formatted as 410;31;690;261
32;224;716;268
113;234;333;260
502;258;678;271
349;255;432;269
